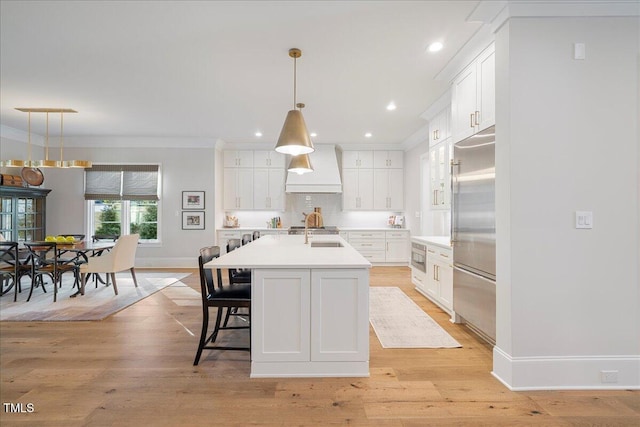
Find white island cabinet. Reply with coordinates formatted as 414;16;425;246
204;234;371;378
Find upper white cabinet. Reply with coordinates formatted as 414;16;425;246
343;150;404;211
451;43;495;142
342;168;374;210
373;151;403;169
224;150;254;168
342;150;374;169
429;108;451;147
373;168;404;210
224;150;285;211
253;150;286;168
253;168;286;211
224;167;253;210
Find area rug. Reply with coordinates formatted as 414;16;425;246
369;286;462;348
0;271;190;321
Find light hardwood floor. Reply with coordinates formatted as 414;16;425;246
1;266;638;426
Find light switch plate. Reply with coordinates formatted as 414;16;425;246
575;211;593;229
574;42;585;60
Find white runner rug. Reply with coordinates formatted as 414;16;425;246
369;286;462;348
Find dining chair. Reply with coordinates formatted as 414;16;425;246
0;241;31;302
252;230;260;240
23;242;79;302
193;246;250;366
241;233;252;245
225;238;252;326
92;234;119;243
79;234;139;296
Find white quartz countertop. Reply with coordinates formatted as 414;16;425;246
411;236;452;249
205;234;372;269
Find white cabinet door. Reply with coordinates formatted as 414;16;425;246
477;46;495;132
253;168;285;210
385;231;409;263
451;43;495;142
373;151;403;169
429;108;451;147
425;251;440;300
342;169;373;210
437;258;453;311
253;150;286;168
224;150;254;168
429;140;452;210
252;269;311;362
224;168;253;210
342;151;373;168
423;246;453;312
373;169;404;210
310;269;369;362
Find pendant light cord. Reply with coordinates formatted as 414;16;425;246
293;55;297;109
59;112;64;162
45;112;50;161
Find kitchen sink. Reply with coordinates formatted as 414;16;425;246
310;241;343;248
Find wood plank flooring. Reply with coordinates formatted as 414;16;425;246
1;266;638;426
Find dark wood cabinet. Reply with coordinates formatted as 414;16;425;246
0;186;51;241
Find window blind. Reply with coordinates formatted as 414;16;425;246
85;164;159;200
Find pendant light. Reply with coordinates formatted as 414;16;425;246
288;153;313;175
286;102;314;174
274;48;314;156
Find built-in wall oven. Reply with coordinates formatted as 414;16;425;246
411;243;426;272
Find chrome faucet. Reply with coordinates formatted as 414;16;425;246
304;212;323;244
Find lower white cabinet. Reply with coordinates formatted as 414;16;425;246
251;268;369;375
217;229;244;254
347;230;409;264
414;244;453;314
385;230;409;263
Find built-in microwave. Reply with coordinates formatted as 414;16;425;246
411;243;426;272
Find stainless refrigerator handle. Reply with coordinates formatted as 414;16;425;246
450;158;460;243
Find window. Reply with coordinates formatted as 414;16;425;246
85;165;160;243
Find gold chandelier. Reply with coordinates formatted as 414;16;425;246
1;108;92;169
274;48;315;157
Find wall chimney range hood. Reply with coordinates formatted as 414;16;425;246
285;145;342;193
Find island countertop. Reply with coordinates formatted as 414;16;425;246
204;234;372;269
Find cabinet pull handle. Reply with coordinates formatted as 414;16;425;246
436;129;439;140
470;113;475;128
475;111;480;125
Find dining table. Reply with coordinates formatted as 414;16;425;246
18;240;116;298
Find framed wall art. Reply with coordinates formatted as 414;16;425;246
182;211;205;230
182;191;205;210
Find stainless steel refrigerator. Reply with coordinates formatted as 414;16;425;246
451;125;496;344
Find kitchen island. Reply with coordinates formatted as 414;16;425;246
204;234;372;378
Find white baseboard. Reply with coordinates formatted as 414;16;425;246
492;345;640;390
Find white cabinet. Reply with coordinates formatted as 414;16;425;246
429;107;451;147
385;230;409;263
251;268;369;367
373;168;404;210
429;140;452;210
342;168;374;210
423;245;453;313
373;151;403;169
224;150;254;168
342;150;373;168
253;150;286;168
223;168;253;210
451;43;495;142
253;168;285;211
348;231;386;263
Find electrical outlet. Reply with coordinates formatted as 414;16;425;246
600;370;618;383
415;211;421;218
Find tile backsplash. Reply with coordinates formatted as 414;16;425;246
226;193;404;229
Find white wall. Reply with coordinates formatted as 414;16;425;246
2;139;218;268
403;141;427;235
493;16;639;389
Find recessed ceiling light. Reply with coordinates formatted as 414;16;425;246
386;102;396;111
310;132;317;137
364;132;372;138
255;131;262;137
427;42;443;53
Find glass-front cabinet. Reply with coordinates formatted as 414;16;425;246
0;186;51;241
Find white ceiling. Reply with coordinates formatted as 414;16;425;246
0;0;484;148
